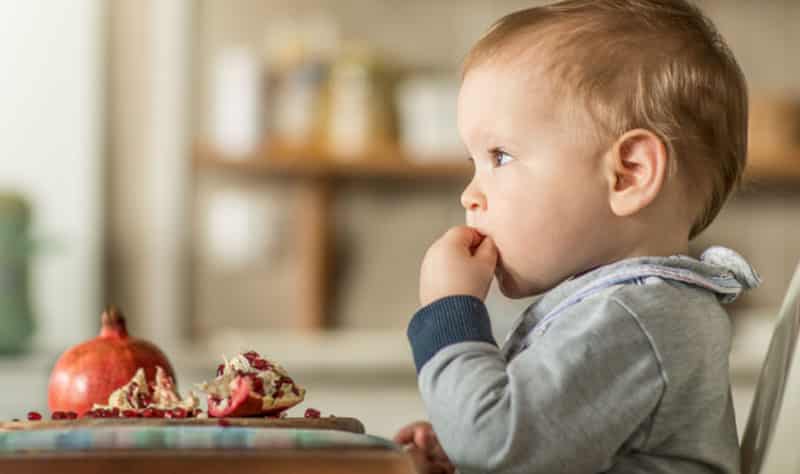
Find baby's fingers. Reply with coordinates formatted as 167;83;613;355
394;421;428;445
433;459;456;474
473;234;497;265
405;445;450;474
442;226;483;252
429;440;451;464
414;426;435;450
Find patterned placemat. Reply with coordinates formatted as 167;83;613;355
0;426;396;454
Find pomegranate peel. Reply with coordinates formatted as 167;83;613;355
92;366;199;414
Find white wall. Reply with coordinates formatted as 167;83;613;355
0;0;104;350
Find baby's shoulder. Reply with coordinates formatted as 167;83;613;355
600;277;733;349
607;276;728;318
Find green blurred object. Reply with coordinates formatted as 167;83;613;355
0;192;34;354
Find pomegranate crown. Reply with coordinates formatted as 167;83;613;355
100;305;129;338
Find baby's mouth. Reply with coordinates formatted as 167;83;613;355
467;228;489;255
466;223;487;237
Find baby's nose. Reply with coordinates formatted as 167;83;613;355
460;178;486;211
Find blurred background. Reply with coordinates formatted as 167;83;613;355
0;0;799;439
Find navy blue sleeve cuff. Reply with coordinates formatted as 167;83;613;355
407;295;497;373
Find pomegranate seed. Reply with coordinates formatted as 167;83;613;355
51;411;66;420
137;393;152;407
217;418;231;427
250;377;265;395
216;364;225;376
251;359;269;370
275;390;284;398
171;408;187;419
122;409;138;418
304;408;321;419
153;409;166;418
243;351;259;361
111;408;120;417
65;411;78;420
142;408;156;418
27;411;42;421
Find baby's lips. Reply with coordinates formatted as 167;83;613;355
466;224;486;238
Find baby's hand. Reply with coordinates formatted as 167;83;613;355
394;421;455;474
419;226;497;307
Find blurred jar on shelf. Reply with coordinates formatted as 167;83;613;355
208;47;264;158
269;54;330;154
323;42;398;161
265;14;339;156
0;192;34;355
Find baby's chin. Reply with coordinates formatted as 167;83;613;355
495;267;536;299
495;266;559;298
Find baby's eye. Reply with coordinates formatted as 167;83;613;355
492;150;514;167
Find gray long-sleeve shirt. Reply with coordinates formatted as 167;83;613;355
407;247;760;474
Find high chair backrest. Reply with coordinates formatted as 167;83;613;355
741;262;800;474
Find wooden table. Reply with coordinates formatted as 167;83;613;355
0;417;417;474
0;449;416;474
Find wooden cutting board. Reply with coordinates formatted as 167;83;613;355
0;417;365;434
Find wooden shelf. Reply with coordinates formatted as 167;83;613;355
194;143;472;180
195;142;800;182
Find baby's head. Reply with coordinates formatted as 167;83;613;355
458;0;747;298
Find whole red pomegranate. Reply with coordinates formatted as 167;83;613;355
48;306;176;416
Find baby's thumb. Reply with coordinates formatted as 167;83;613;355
394;424;416;445
473;235;497;265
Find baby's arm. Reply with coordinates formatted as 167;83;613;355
409;295;665;473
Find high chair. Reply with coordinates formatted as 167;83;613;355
741;262;800;474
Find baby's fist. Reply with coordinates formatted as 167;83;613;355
419;226;497;307
395;421;455;474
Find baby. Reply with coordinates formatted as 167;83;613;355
395;1;761;473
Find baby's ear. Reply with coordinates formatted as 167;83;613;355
604;129;668;217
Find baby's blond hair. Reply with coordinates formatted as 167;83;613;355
464;0;748;239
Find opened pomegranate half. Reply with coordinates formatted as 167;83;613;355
91;366;199;417
197;350;305;417
47;306;176;416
